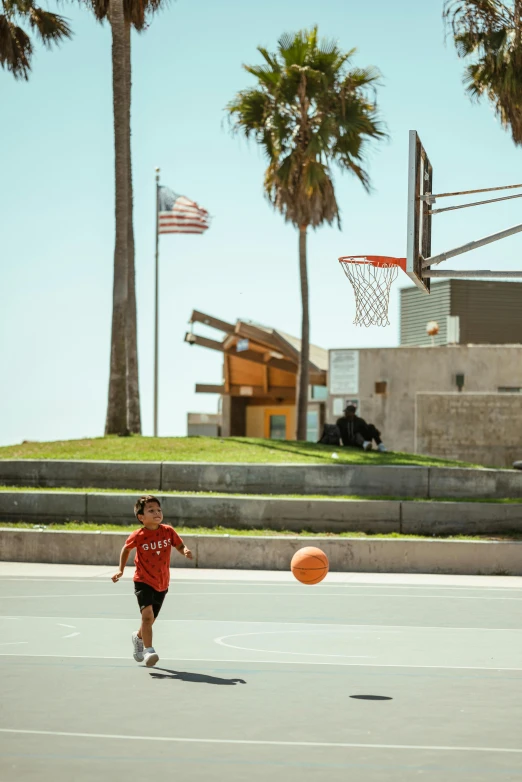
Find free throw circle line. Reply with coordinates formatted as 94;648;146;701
215;629;375;658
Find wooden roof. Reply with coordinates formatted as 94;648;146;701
185;310;327;390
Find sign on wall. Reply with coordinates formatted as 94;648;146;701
329;350;359;395
333;398;359;417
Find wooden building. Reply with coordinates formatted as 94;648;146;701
185;310;328;440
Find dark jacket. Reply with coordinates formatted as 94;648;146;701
336;415;374;446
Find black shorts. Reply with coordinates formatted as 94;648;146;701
134;582;168;618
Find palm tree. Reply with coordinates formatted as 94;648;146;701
89;0;163;435
444;1;522;144
0;0;71;80
227;27;385;441
103;0;130;435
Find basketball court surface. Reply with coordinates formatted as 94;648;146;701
1;563;522;781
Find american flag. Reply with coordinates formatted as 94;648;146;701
158;187;210;235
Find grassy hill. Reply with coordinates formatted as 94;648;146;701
0;436;478;468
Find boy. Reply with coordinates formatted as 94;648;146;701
112;494;193;667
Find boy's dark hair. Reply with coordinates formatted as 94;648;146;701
134;494;162;521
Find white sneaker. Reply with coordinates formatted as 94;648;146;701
362;441;372;451
377;443;387;453
131;631;144;662
144;648;159;667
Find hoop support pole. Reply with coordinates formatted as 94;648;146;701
424;270;522;278
422;221;522;268
428;191;522;216
420;182;522;200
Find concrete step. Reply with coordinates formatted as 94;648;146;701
1;490;522;536
1;460;521;499
2;528;521;575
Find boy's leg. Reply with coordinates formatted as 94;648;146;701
138;605;155;648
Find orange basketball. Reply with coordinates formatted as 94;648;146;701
291;546;329;585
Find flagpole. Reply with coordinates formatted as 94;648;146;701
153;167;160;438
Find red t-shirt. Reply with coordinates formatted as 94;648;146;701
125;524;183;592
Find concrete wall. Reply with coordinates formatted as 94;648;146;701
2;460;522;498
2;528;522;575
327;345;522;465
416;393;522;467
0;491;400;533
3;490;522;535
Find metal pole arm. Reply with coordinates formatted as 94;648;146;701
422;222;522;268
424;270;522;278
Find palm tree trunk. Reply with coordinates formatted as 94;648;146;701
124;21;142;434
105;0;129;435
295;225;310;441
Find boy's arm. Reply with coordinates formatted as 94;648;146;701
112;546;131;582
175;540;193;560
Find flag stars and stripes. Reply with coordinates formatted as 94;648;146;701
158;187;210;235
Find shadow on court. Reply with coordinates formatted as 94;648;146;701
149;667;247;685
350;695;393;701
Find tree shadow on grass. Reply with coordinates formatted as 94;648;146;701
227;437;356;463
149;667;246;686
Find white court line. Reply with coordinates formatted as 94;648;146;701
3;578;522;592
3;591;522;601
57;624;75;629
0;652;521;671
0;728;521;754
215;630;375;659
0;642;28;647
2;616;522;633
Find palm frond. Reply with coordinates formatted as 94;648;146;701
226;25;385;226
444;0;522;144
29;7;72;46
0;14;32;78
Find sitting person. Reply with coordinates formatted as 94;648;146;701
336;405;387;452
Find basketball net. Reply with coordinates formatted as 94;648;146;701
339;257;400;327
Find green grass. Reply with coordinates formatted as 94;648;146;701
1;485;521;503
0;435;480;468
1;520;521;541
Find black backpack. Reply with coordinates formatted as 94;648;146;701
318;424;341;445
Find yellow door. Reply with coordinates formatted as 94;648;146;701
264;407;292;440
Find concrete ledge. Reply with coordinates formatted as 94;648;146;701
0;492;400;534
0;460;162;490
428;467;522;499
1;459;522;499
0;491;86;522
4;490;522;535
160;462;430;497
402;500;522;535
1;528;521;575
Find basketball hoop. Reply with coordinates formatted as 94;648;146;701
339;255;406;327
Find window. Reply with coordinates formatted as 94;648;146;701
306;410;319;442
375;381;387;395
310;385;328;401
498;387;522;393
269;415;287;440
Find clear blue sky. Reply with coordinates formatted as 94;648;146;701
2;0;522;446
